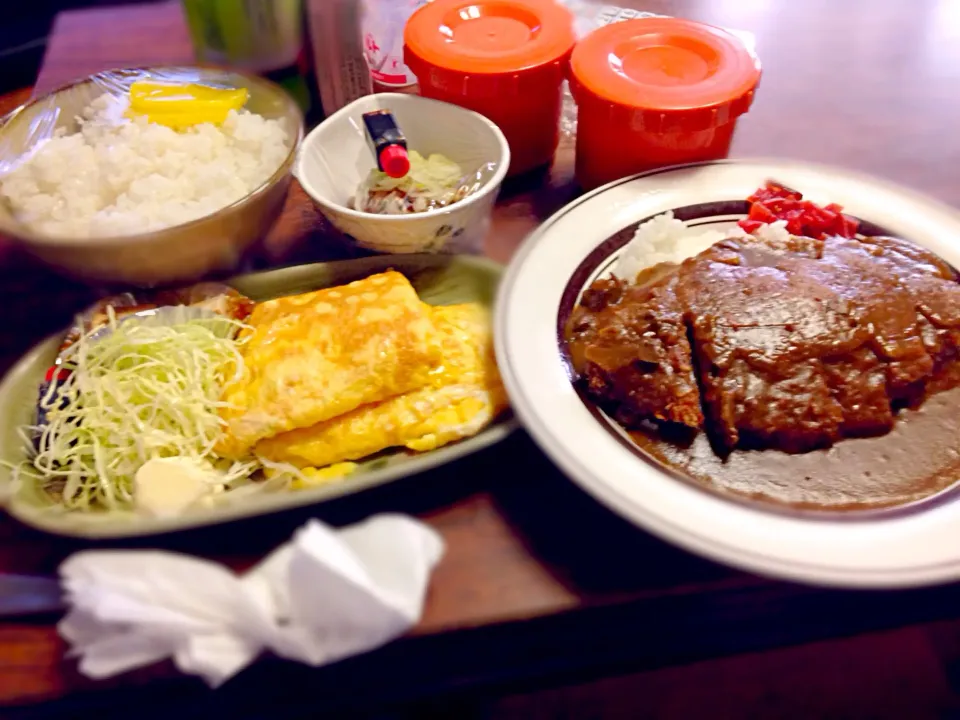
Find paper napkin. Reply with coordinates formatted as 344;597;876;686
58;514;444;686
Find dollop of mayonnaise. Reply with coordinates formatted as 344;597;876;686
134;457;221;517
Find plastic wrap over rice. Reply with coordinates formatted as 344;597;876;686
0;94;290;239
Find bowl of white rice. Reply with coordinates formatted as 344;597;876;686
0;67;303;286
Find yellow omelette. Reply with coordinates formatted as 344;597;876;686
217;271;443;458
255;303;508;468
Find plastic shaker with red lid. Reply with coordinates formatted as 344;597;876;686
404;0;576;176
569;17;761;191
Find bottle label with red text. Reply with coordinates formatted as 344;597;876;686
361;0;430;87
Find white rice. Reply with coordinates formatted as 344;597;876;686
0;94;291;239
613;212;792;282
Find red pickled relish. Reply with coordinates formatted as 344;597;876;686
739;181;859;239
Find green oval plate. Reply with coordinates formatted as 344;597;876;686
0;255;516;538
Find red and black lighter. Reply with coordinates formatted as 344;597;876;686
362;109;411;179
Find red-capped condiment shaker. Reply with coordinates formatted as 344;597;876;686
404;0;576;176
569;17;761;191
363;109;411;178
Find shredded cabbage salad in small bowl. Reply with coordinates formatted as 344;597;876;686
354;150;495;215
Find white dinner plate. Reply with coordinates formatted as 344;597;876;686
495;159;960;588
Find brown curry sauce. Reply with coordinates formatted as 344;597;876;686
627;389;960;513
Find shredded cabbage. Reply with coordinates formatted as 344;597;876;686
22;310;260;512
355;150;479;215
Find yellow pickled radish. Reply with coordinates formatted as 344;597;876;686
127;81;249;128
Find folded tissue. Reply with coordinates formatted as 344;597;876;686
58;514;444;686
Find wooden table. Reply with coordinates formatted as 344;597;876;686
4;0;960;716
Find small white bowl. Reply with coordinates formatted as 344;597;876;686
294;93;509;254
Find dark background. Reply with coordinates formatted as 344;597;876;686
2;1;167;94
